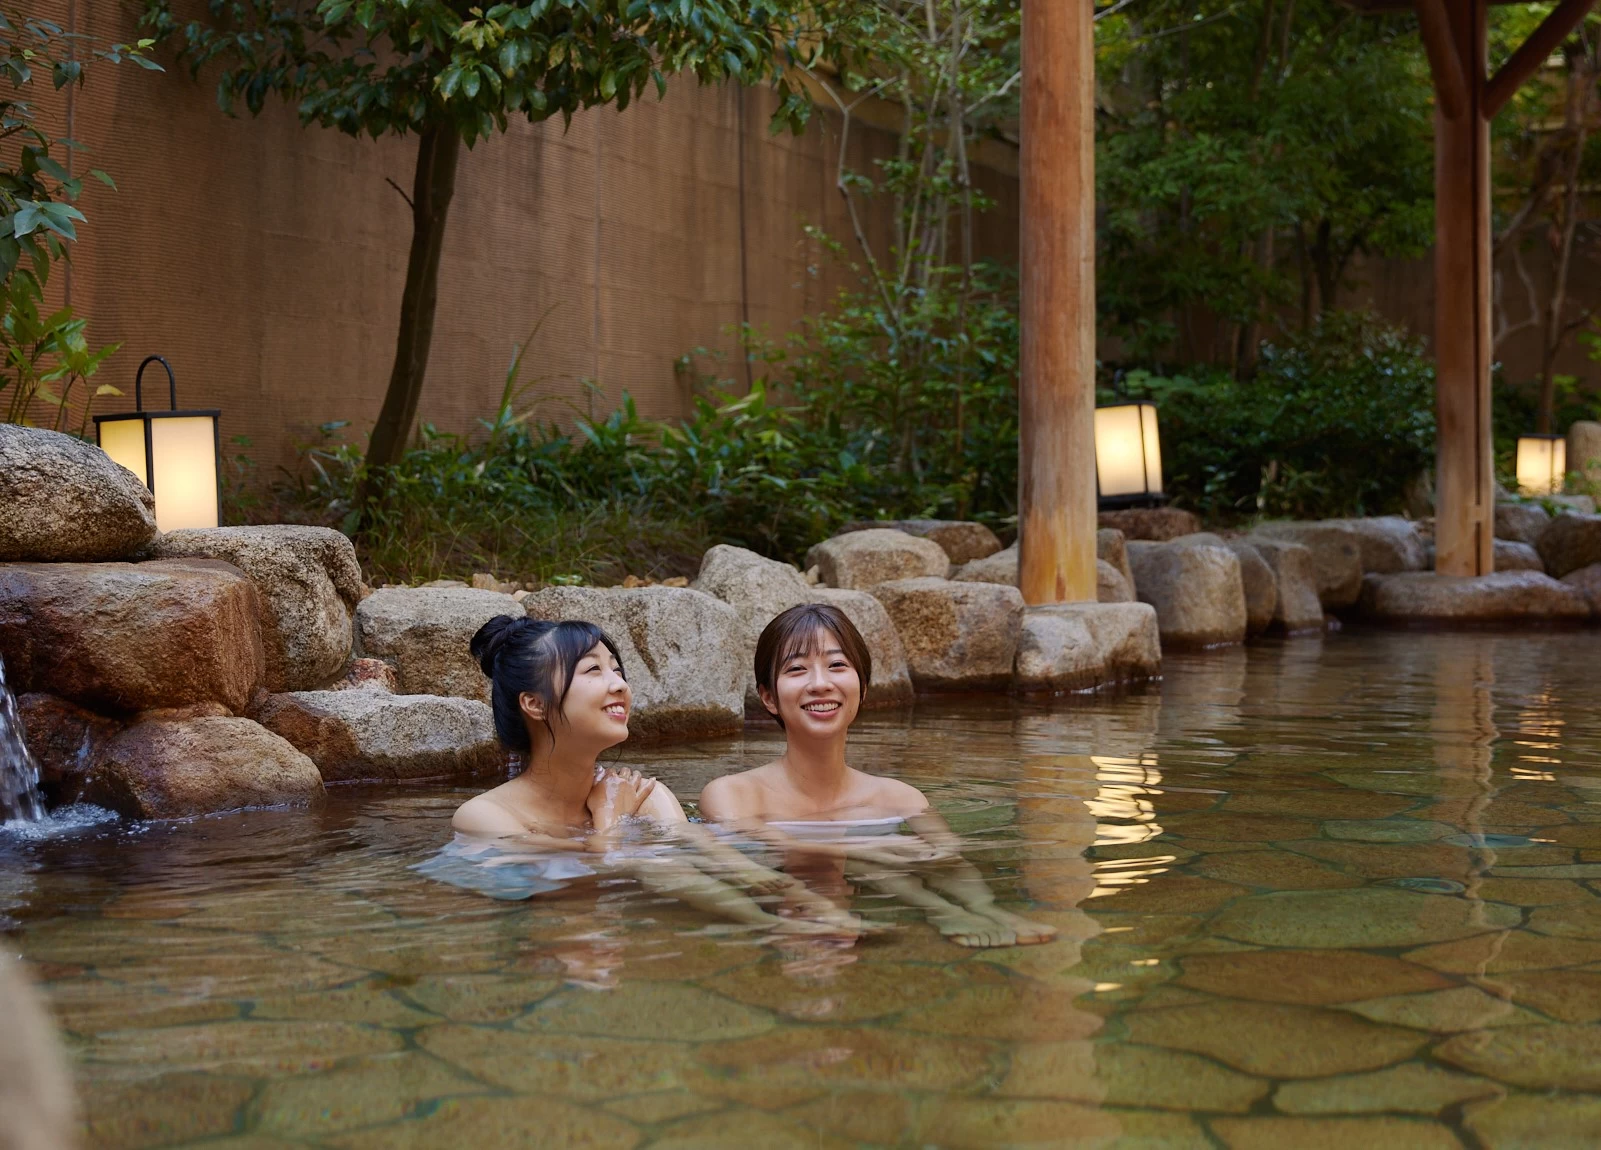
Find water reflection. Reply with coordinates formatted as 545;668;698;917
5;631;1601;1147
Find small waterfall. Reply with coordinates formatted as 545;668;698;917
0;655;44;823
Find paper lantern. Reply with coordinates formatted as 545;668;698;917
1515;433;1566;498
94;356;221;531
1095;401;1164;507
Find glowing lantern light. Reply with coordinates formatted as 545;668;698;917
1095;401;1164;507
94;356;221;531
1515;433;1566;498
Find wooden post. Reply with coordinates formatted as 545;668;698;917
1019;0;1098;604
1432;0;1494;576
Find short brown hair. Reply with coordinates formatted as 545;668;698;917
753;603;872;726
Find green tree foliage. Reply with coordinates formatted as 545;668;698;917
0;10;157;428
1096;1;1434;370
1490;7;1601;433
140;0;850;480
1109;311;1436;521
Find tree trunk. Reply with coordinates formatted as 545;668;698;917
362;124;463;488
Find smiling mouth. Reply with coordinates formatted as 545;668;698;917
603;704;627;719
801;701;841;714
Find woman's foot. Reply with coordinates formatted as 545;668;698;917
978;907;1058;945
928;906;1017;948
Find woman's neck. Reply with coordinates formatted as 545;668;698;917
777;732;850;805
512;741;596;825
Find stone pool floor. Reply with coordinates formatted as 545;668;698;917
3;629;1600;1147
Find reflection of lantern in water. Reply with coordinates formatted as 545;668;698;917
1087;754;1170;899
94;356;221;532
1515;433;1566;497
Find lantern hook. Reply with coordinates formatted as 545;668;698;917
135;355;178;412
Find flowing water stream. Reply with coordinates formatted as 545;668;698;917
2;629;1600;1147
0;655;44;824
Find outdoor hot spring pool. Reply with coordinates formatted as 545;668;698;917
4;629;1600;1148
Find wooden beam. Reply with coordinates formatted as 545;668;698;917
1417;0;1469;120
1434;0;1495;577
1018;0;1097;605
1485;0;1598;117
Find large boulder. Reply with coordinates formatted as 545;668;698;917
1358;571;1593;624
355;587;521;702
693;545;812;708
1099;528;1134;590
1098;507;1201;541
840;520;1002;565
1014;602;1161;692
1251;521;1364;607
693;544;811;648
252;690;501;782
1493;539;1544;572
1537;512;1601;579
1340;517;1428;574
1097;559;1134;604
1560;563;1601;612
17;692;119;805
951;543;1016;585
1570;420;1601;489
868;578;1024;690
1495;502;1552;547
84;716;325;819
692;546;913;709
1223;539;1278;635
950;532;1134;598
523;585;745;738
1125;536;1248;647
151;526;363;691
1246;538;1325;633
806;529;950;589
809;588;914;707
0;560;264;715
0;423;157;562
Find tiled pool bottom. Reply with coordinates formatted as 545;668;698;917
5;630;1601;1149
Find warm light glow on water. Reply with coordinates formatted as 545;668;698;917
4;630;1601;1146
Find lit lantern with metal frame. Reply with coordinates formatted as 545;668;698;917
1515;433;1566;498
1094;401;1165;508
94;356;222;531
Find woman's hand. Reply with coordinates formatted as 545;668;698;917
845;836;954;868
586;767;658;833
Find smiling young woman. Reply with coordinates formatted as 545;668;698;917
698;604;1057;948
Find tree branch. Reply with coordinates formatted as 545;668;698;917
1486;0;1598;118
384;175;413;210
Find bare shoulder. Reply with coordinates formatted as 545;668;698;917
698;767;772;821
861;773;930;817
451;792;525;838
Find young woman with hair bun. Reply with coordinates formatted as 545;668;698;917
443;615;864;935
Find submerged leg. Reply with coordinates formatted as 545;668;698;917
611;853;845;936
920;859;1058;945
847;862;1017;948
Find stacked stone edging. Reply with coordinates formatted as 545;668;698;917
152;525;364;691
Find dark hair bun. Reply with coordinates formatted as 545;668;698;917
470;614;530;677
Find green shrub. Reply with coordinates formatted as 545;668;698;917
275;268;1023;584
1110;311;1437;521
